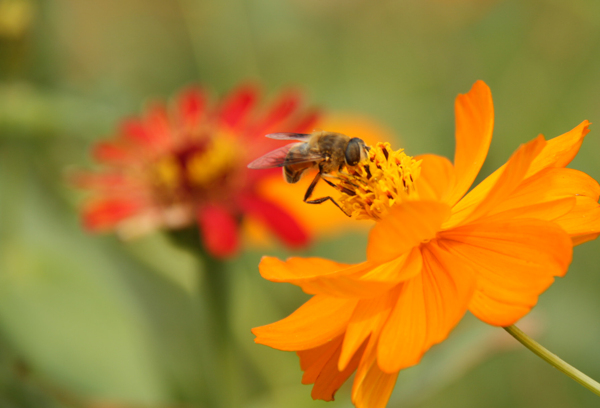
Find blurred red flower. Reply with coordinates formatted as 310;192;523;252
73;84;319;258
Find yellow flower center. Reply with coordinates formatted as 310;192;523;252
152;134;241;203
155;156;181;190
335;142;421;221
187;137;240;186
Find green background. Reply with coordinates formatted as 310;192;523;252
1;0;600;407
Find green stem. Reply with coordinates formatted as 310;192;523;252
167;228;236;407
504;325;600;396
200;251;230;352
198;248;237;408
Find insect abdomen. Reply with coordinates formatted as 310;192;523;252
284;162;313;183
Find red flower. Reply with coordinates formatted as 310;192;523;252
74;84;320;258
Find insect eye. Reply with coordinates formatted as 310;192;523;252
345;138;364;166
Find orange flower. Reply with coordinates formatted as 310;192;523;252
252;81;600;407
73;84;320;258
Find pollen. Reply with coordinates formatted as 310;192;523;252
335;142;421;221
151;134;241;203
187;136;239;187
155;156;182;190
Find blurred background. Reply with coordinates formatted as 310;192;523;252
2;0;600;407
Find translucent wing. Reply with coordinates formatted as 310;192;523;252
265;132;312;141
247;143;324;169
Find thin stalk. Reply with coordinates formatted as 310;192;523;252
168;228;236;407
504;325;600;396
198;248;237;408
200;252;230;353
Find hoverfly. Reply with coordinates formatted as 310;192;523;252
247;131;369;215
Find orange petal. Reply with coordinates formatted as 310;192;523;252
482;166;600;223
298;336;344;385
258;257;375;298
252;295;358;351
260;250;422;298
448;122;592;225
554;196;600;238
351;341;399;408
303;338;365;402
491;167;600;213
448;80;494;206
413;154;456;203
376;241;476;372
447;135;546;228
338;290;398;371
526;121;591;177
439;218;572;326
259;256;350;281
352;247;423;293
367;201;451;263
572;233;600;246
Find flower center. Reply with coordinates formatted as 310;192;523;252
152;135;242;204
334;142;421;221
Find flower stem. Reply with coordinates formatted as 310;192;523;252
200;251;231;353
504;325;600;396
168;228;236;407
198;248;238;408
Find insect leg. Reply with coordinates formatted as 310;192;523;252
303;172;351;217
303;171;322;201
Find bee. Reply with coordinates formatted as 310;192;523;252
247;131;369;215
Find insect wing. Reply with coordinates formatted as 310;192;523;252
265;132;312;141
247;143;300;169
283;147;324;165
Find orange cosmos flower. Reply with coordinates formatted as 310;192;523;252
252;81;600;407
74;84;320;258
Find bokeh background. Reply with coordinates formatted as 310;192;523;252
2;0;600;407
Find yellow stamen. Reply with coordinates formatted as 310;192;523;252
335;142;421;221
155;156;181;190
187;136;239;186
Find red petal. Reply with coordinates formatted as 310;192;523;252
197;205;239;258
70;172;130;191
82;199;143;231
120;118;156;149
92;141;137;165
238;194;309;248
251;90;302;136
144;104;173;148
219;84;259;130
178;86;206;128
